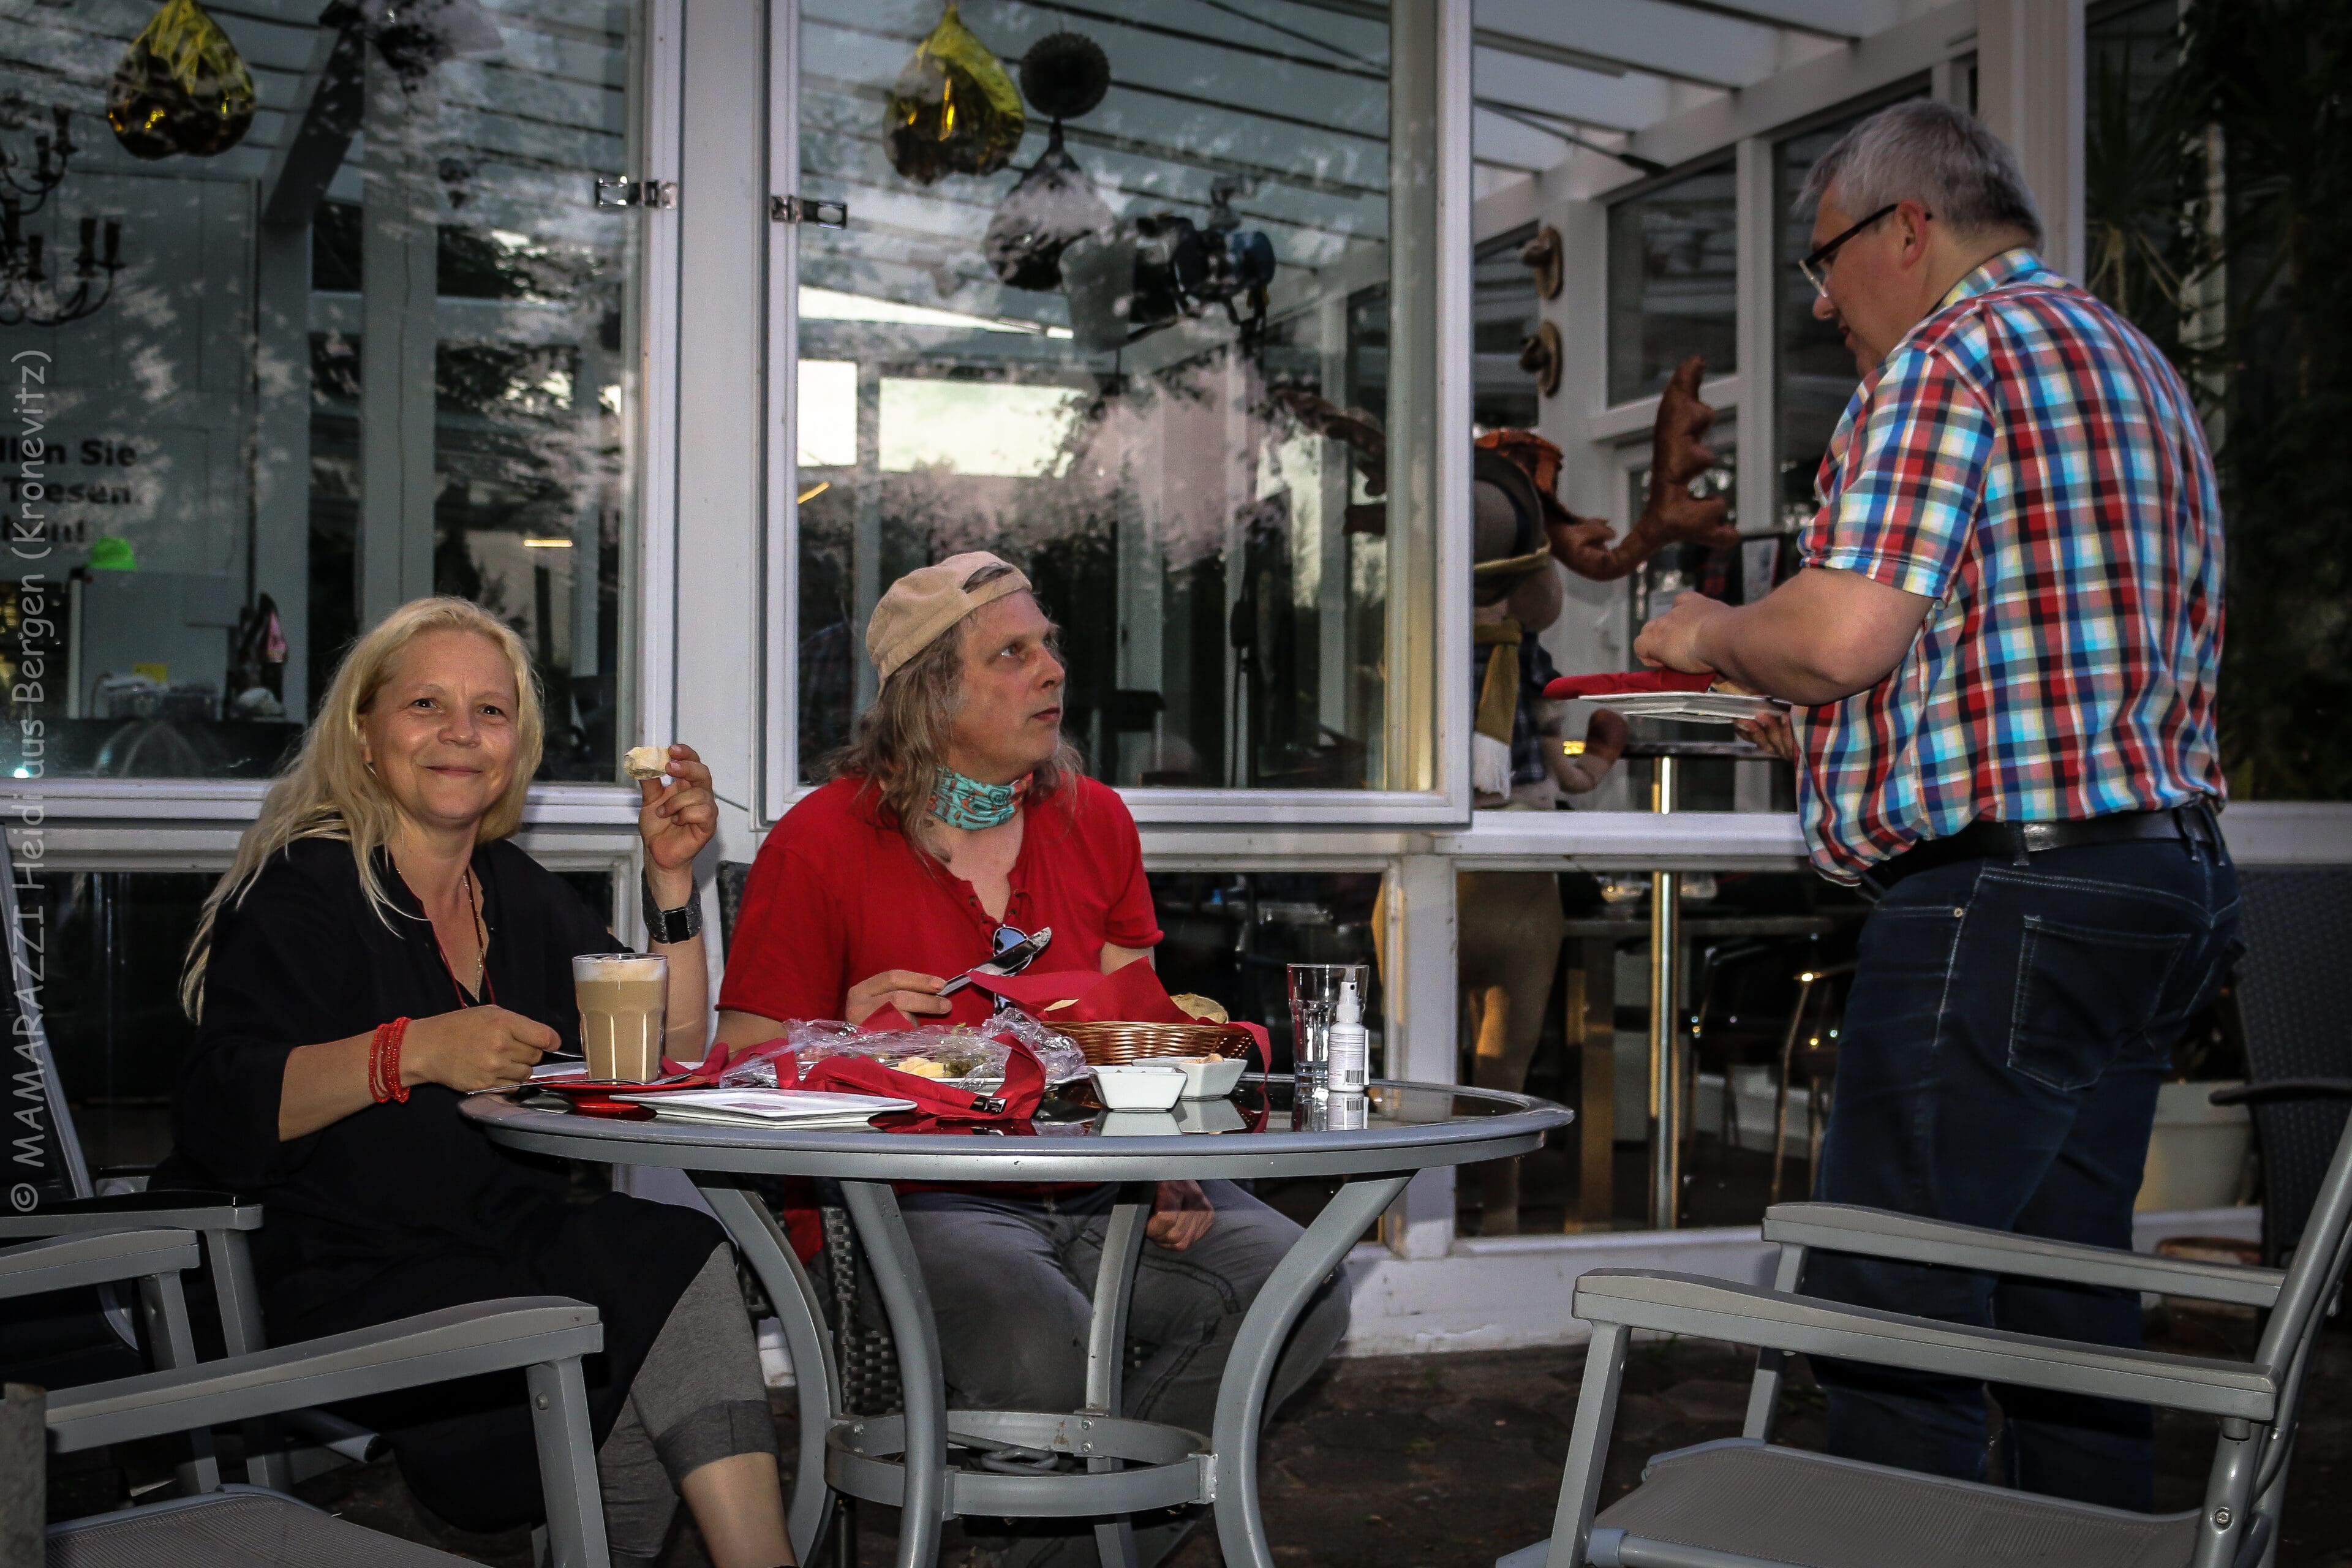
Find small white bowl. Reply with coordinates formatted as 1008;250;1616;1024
1170;1055;1247;1099
1172;1097;1246;1134
1099;1110;1184;1137
1090;1063;1186;1111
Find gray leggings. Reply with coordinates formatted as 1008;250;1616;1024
598;1245;780;1567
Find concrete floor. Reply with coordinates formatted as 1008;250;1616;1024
262;1299;2352;1568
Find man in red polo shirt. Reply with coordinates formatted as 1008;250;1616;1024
717;552;1348;1568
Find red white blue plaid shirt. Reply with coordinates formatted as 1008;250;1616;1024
1792;249;2226;880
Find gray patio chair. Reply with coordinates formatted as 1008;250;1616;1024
2;1227;219;1494
9;1225;611;1568
1498;1078;2352;1568
0;823;298;1485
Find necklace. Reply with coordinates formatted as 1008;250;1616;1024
432;867;496;1008
929;767;1029;831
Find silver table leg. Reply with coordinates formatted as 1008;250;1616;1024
1087;1188;1152;1568
1211;1173;1405;1568
839;1179;951;1568
696;1178;844;1564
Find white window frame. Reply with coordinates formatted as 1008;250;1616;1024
756;0;1479;831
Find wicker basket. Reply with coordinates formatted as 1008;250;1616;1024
1054;1020;1254;1066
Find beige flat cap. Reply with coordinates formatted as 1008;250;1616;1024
866;551;1033;682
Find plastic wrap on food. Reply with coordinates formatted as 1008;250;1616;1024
982;1010;1088;1084
716;1016;1086;1090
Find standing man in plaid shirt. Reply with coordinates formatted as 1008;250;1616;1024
1636;99;2241;1511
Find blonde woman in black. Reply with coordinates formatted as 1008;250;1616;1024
164;597;791;1567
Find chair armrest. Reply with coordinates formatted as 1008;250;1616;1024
0;1229;200;1302
46;1297;603;1455
0;1191;262;1242
1763;1202;2285;1308
2209;1080;2352;1107
1574;1270;2275;1422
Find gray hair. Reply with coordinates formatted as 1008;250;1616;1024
1796;99;2043;247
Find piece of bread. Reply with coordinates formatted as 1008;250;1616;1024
624;745;668;781
1170;993;1230;1024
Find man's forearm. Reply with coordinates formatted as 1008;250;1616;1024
1690;593;1884;706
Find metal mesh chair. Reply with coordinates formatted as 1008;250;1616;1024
2226;870;2350;1265
715;860;905;1417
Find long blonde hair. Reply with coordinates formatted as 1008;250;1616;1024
179;597;545;1018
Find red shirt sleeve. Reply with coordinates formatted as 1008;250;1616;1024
717;815;849;1024
1093;784;1163;950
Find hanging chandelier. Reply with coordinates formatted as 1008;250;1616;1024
0;107;126;329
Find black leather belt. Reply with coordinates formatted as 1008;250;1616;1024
1860;803;2223;895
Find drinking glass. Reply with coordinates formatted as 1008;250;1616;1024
573;952;669;1082
1286;962;1366;1091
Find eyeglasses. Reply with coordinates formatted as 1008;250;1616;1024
1796;202;1927;296
989;924;1044;972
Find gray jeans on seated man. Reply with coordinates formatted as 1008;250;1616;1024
897;1180;1352;1568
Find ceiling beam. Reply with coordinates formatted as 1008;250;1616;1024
1646;0;1874;43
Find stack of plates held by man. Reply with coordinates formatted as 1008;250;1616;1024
1543;670;1784;726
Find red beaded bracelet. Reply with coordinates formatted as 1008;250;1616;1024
371;1017;412;1104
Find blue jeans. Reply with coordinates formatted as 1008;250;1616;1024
1805;833;2242;1512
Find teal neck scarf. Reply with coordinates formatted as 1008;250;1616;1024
929;767;1027;830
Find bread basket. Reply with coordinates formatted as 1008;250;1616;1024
1053;1020;1254;1066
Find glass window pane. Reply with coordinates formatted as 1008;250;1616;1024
1605;162;1736;405
1773;89;1926;533
40;871;210;1177
1474;222;1540;433
1453;867;1867;1236
795;0;1392;790
0;2;646;782
1148;868;1383;1229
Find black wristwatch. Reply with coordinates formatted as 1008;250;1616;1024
641;872;703;945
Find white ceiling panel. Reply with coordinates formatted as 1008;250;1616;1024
1470;0;1929;178
1476;0;1784;89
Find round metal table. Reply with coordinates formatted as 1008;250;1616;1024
464;1077;1569;1568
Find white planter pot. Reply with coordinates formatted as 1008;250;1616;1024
2136;1080;2252;1213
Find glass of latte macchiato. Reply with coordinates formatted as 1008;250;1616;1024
573;953;668;1082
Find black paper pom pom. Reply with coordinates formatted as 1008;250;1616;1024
1020;31;1110;122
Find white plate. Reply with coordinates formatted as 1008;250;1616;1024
616;1087;914;1127
1569;690;1784;725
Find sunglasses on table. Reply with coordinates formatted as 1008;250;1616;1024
1796;202;1931;296
934;924;1055;998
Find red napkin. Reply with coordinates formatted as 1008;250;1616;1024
1544;670;1716;700
971;961;1189;1024
794;1038;1046;1123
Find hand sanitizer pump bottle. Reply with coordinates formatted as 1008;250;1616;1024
1327;977;1369;1093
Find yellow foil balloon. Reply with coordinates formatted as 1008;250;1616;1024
108;0;257;160
886;2;1025;185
